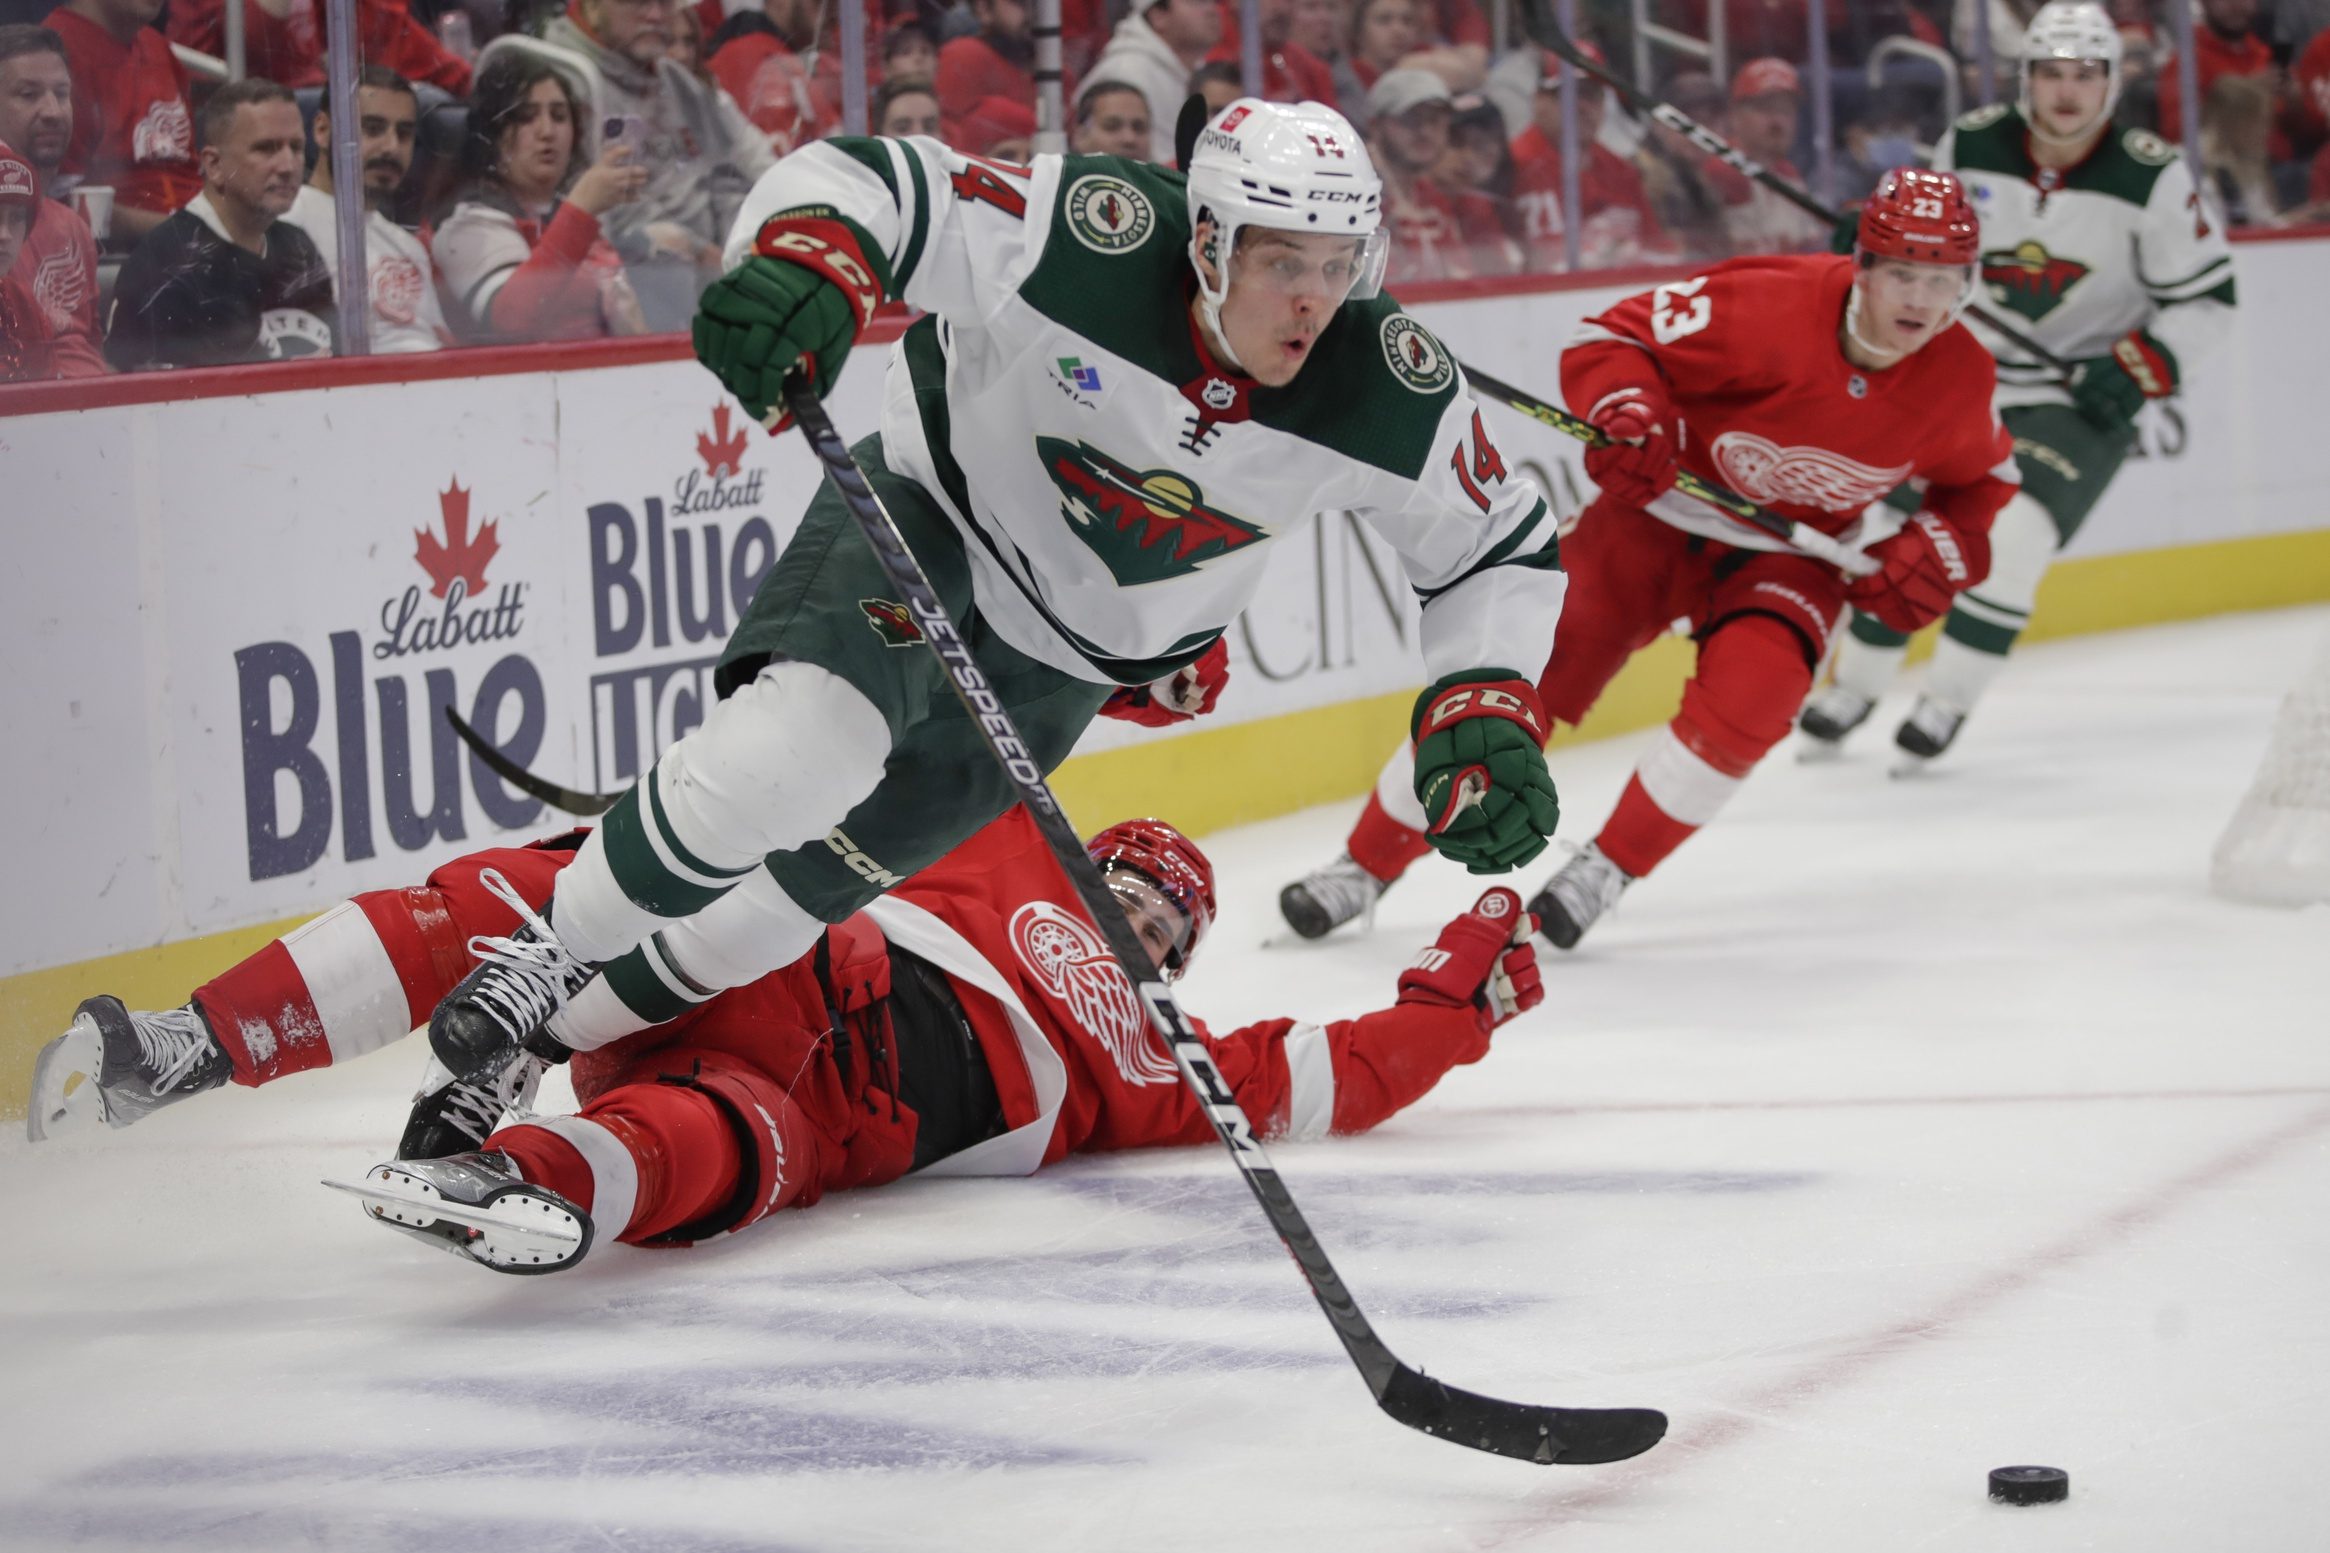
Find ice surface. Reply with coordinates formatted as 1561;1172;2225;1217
4;607;2327;1552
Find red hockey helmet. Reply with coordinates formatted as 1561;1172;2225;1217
1855;167;1980;267
0;140;34;211
1088;818;1216;978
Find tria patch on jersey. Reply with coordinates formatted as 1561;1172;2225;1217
1064;174;1156;254
1981;240;2092;322
1039;437;1267;585
859;597;924;647
1380;314;1454;393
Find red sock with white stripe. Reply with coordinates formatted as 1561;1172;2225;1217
1595;726;1751;879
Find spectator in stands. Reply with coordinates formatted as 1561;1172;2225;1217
106;78;333;368
1365;66;1511;281
1632;68;1730;261
667;0;711;81
1677;0;1813;65
1210;0;1337;105
433;51;647;343
951;93;1035;160
1438;90;1519;259
0;24;102;376
885;20;938;85
283;66;450;353
704;0;840;156
1710;56;1825;254
1399;0;1488;92
873;78;943;138
1955;0;2048;100
1073;78;1153;157
1507;48;1670;272
546;0;774;328
42;0;198;244
1290;0;1344;62
1089;0;1220;164
163;0;472;100
936;0;1039;123
0;138;47;381
2158;0;2293;162
2202;71;2285;224
1345;0;1422;110
1191;58;1245;115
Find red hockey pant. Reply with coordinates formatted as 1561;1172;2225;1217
1350;502;1843;881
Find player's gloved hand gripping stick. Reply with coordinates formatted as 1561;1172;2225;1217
1459;363;1881;579
777;368;1666;1468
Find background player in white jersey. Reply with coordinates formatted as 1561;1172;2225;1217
420;100;1570;1107
1798;1;2238;766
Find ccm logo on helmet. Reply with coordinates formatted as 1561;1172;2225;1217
1308;189;1365;202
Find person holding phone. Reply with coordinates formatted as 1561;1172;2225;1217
432;52;648;342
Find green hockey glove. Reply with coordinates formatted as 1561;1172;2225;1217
693;212;889;430
1411;670;1560;874
2069;330;2176;432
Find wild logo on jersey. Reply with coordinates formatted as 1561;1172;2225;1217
1982;240;2092;323
1038;437;1267;585
1008;901;1178;1086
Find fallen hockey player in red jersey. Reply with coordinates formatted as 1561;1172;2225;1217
1279;167;2020;951
28;806;1542;1276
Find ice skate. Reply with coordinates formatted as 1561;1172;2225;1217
329;1152;592;1275
1891;694;1968;775
1526;843;1632;951
398;1051;548;1160
428;869;598;1084
1278;853;1391;940
26;997;232;1141
1796;686;1875;762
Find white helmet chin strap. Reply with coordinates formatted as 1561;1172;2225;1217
1190;224;1250;374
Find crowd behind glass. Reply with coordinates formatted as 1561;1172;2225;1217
0;0;2323;378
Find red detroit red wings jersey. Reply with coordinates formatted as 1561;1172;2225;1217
887;808;1491;1166
1563;254;2018;552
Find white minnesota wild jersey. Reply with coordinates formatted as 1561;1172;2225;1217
722;137;1565;688
1934;104;2236;409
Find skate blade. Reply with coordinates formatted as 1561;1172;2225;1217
325;1171;587;1273
25;1018;107;1143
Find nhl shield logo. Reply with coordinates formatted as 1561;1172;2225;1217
1066;174;1156;254
1381;314;1454;394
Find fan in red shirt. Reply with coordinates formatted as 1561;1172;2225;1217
1367;66;1515;282
936;0;1077;125
29;805;1544;1281
2157;0;2290;160
43;0;199;241
162;0;470;99
0;26;105;379
1278;170;2019;950
1210;0;1339;105
0;136;48;381
1508;47;1673;272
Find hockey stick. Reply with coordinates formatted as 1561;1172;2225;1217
782;371;1666;1467
444;707;622;816
1514;0;2078;380
1461;362;1880;577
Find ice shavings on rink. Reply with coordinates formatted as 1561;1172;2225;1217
2;605;2326;1552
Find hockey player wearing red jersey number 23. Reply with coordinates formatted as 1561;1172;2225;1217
28;806;1543;1277
1281;168;2019;950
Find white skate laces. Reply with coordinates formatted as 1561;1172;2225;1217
462;869;594;1041
128;1005;222;1097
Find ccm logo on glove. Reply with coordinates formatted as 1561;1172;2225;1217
754;219;883;328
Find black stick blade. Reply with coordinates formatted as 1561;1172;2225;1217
1379;1368;1667;1465
443;707;623;817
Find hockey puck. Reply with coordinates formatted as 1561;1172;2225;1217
1988;1465;2069;1505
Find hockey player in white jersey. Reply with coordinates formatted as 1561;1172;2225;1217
1798;0;2237;766
421;100;1568;1101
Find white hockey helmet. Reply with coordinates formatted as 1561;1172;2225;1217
1184;99;1387;345
2019;0;2123;144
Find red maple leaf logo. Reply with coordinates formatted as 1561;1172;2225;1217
697;403;749;478
414;479;499;600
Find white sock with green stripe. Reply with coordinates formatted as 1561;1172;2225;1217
549;661;890;966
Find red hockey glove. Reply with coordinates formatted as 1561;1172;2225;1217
1845;511;1990;634
1396;888;1545;1033
1100;639;1230;727
1581;385;1680;509
1412;671;1560;874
